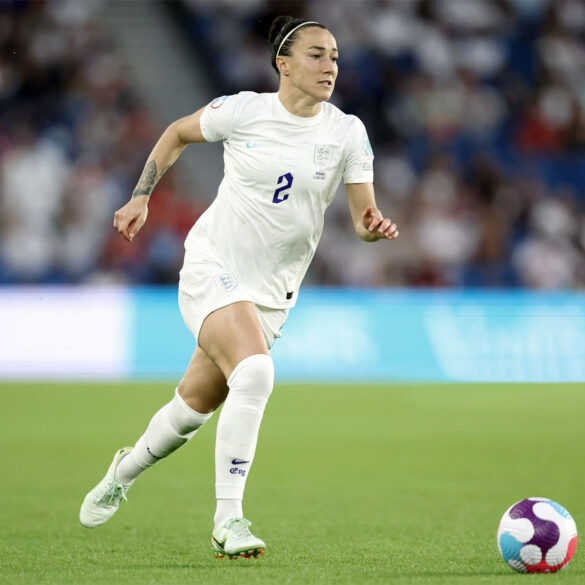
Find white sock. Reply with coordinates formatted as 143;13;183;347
214;499;243;529
214;354;274;529
116;388;213;484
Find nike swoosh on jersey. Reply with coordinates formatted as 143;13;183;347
231;458;250;465
246;142;260;148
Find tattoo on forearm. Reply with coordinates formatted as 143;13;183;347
132;161;171;199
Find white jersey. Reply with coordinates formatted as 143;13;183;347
184;91;374;309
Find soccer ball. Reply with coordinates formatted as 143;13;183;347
497;497;578;573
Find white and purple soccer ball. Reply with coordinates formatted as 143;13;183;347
497;497;578;573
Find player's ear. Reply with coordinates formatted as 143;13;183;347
276;56;289;77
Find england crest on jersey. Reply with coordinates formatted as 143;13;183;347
314;145;335;171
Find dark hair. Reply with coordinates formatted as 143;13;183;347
268;16;328;74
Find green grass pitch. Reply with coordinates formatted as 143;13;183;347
1;381;583;584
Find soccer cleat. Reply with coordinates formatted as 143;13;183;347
79;447;134;528
211;517;265;559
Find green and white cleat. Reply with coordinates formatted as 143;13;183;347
212;518;265;559
79;447;134;528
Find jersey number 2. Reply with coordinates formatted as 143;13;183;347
272;172;294;204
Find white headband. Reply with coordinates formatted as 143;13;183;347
276;21;320;58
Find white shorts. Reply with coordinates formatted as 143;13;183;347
178;259;288;349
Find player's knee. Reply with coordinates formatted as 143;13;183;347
169;389;212;435
228;353;274;401
177;369;227;414
176;376;195;406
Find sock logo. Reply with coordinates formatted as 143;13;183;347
231;459;250;465
229;458;249;476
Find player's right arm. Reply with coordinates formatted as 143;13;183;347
113;107;207;242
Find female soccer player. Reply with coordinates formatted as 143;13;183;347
80;16;399;559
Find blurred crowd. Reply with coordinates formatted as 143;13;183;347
0;0;203;285
2;0;585;289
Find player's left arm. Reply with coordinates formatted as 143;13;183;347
345;182;399;242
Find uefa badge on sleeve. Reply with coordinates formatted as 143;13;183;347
210;95;230;109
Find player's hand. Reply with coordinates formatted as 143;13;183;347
113;196;149;242
360;206;399;241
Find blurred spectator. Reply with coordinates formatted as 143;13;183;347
1;131;69;281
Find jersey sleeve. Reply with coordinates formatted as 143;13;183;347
343;117;374;184
199;94;239;142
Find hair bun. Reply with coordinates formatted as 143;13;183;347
268;15;294;46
